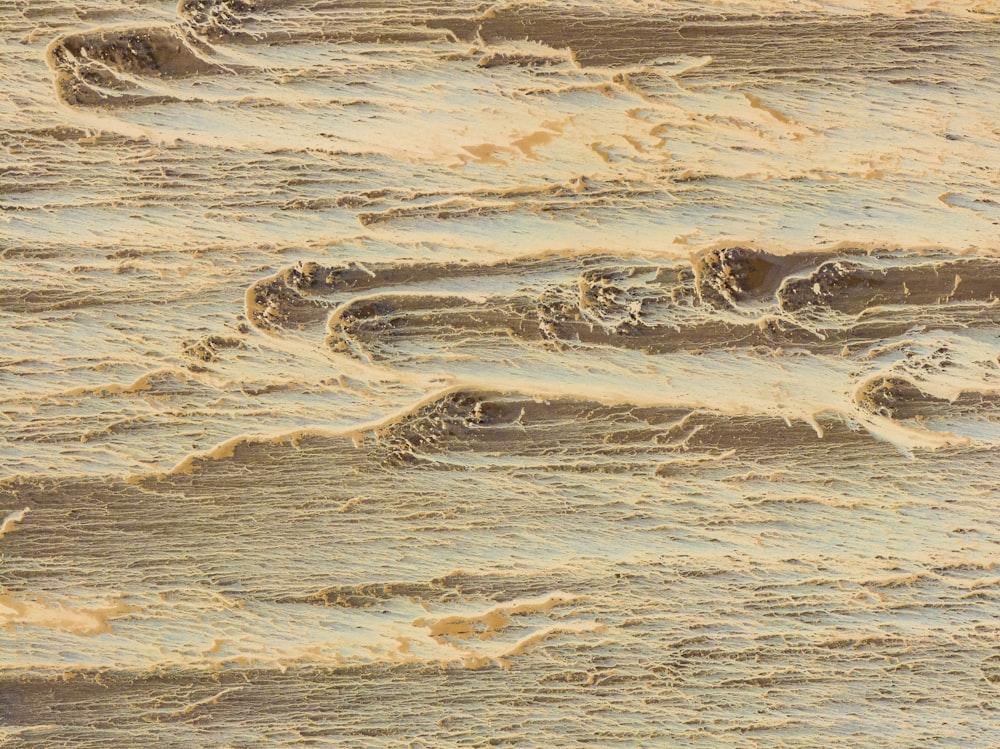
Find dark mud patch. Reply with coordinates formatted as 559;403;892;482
47;26;224;106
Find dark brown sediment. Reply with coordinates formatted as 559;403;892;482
41;0;998;115
46;25;223;106
172;0;995;78
177;0;478;43
246;253;634;332
279;249;1000;361
324;290;823;360
778;257;1000;314
248;248;1000;335
445;8;993;77
856;375;1000;421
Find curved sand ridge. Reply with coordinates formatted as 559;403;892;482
3;379;998;743
38;0;1000;252
242;247;1000;452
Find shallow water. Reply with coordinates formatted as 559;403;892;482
2;1;999;746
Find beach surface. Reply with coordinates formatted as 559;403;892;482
2;1;999;746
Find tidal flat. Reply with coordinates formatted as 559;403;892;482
2;1;999;746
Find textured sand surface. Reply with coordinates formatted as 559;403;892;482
2;1;999;746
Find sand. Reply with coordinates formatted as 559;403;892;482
1;1;999;746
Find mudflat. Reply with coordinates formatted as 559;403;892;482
2;1;999;746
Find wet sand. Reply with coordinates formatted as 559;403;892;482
2;1;1000;746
